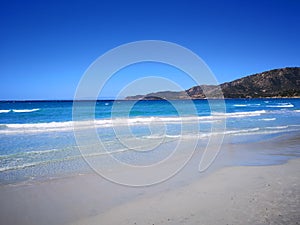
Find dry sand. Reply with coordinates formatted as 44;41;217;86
69;159;300;225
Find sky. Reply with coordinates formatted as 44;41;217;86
0;0;299;100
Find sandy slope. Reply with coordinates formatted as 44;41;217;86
70;159;300;225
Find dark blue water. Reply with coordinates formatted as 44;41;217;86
0;99;300;184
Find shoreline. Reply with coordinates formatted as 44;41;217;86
0;131;299;225
1;157;297;225
1;130;299;187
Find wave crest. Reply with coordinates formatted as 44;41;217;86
12;108;40;113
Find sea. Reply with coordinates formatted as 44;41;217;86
0;98;300;184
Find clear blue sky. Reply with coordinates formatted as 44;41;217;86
0;0;299;100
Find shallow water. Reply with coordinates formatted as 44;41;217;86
0;99;299;184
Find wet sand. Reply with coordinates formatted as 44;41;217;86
0;134;299;225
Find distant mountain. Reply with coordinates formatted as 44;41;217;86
125;67;300;99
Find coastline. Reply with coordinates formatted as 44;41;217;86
1;1;299;224
1;97;300;102
125;97;300;101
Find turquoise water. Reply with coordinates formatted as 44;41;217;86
0;99;300;184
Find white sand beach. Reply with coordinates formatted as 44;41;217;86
1;154;299;225
69;158;300;225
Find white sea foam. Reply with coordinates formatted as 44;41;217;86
225;127;260;135
0;121;76;134
0;117;211;134
0;162;38;172
0;109;10;113
0;148;63;159
143;135;163;139
179;128;261;139
266;125;289;130
259;118;276;121
12;108;40;113
0;156;78;172
234;104;261;107
205;126;295;138
232;129;285;136
212;110;266;118
7;121;74;128
104;125;300;140
0;110;269;134
266;103;294;108
234;104;247;107
165;134;182;138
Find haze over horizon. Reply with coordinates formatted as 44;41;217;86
1;0;299;100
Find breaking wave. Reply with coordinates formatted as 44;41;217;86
12;108;40;113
